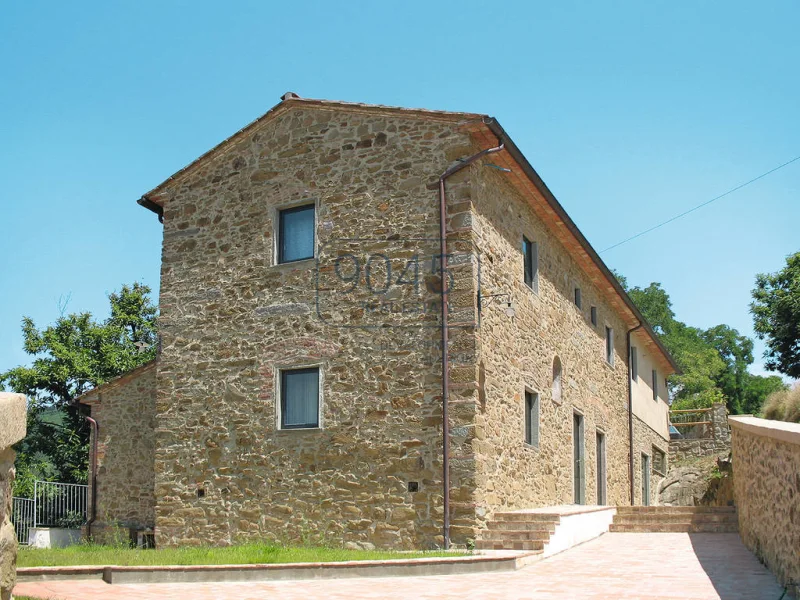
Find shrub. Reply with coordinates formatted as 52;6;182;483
761;385;800;423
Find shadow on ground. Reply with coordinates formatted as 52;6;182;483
689;533;787;600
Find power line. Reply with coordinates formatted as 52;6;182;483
600;154;800;253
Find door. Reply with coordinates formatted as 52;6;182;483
641;453;651;506
573;413;585;504
596;431;607;505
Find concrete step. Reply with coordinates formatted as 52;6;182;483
486;520;557;533
609;523;739;533
615;506;736;514
480;528;552;542
493;512;561;524
475;539;545;551
613;514;738;525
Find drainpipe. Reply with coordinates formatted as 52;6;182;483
438;141;504;549
627;323;642;505
74;400;99;535
85;415;99;533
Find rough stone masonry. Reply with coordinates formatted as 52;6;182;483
0;393;26;600
84;96;677;549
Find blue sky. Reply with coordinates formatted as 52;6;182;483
1;1;798;381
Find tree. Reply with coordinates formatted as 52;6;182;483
702;324;754;413
615;272;784;414
751;251;800;379
626;282;676;337
742;375;787;416
0;283;157;489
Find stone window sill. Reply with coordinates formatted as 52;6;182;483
523;442;540;452
271;257;316;270
275;426;323;433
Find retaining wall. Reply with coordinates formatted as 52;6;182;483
669;403;730;462
729;415;800;591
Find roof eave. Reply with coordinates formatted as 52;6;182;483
483;117;680;374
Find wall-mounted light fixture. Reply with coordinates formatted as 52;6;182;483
478;291;516;318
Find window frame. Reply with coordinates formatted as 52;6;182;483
652;369;658;401
277;203;316;264
630;346;638;381
605;326;615;366
590;306;597;327
574;287;582;309
522;236;539;293
552;356;563;404
524;389;540;448
596;429;607;505
278;366;322;430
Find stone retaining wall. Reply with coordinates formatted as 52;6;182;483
669;403;730;463
730;415;800;591
0;393;27;600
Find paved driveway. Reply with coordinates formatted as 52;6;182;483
15;533;784;599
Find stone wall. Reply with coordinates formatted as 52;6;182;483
669;403;730;463
0;393;26;600
730;416;800;591
467;158;661;526
81;363;156;542
633;414;668;506
151;105;479;549
141;100;674;549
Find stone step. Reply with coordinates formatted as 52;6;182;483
486;520;557;533
480;528;552;542
609;523;739;533
493;512;561;524
475;539;545;552
613;514;738;524
615;506;736;514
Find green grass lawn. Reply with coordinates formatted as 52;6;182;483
18;544;466;568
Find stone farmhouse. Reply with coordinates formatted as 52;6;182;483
78;93;678;550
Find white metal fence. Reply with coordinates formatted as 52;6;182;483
11;497;34;544
12;480;88;545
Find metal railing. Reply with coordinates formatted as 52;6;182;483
11;481;88;544
11;497;34;544
34;481;88;528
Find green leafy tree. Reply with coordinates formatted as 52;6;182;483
615;272;783;414
667;322;726;409
751;251;800;379
626;282;676;337
702;324;754;413
1;283;157;490
742;374;787;416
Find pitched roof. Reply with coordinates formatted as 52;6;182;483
138;93;679;374
74;360;156;405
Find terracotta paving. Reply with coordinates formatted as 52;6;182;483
14;533;784;599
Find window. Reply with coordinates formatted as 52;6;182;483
278;204;315;263
605;327;614;365
630;346;638;381
573;412;585;505
552;357;563;404
522;236;538;292
574;287;582;309
596;430;607;505
652;369;658;400
590;306;597;326
280;367;320;429
641;453;651;506
524;391;539;447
